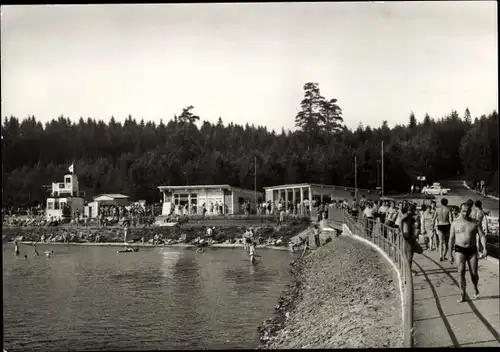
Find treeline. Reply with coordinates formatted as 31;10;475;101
1;82;498;207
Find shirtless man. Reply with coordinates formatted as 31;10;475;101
249;242;260;264
14;240;20;256
433;198;452;262
242;230;250;251
449;203;487;302
421;204;435;250
471;200;488;252
429;201;438;249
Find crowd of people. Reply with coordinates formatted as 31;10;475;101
473;180;488;197
343;195;489;302
2;202;159;228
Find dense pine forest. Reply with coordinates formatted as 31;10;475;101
1;82;498;207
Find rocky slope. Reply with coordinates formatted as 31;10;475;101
2;223;310;247
259;235;403;348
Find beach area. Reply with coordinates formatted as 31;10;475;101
2;222;310;248
259;234;403;348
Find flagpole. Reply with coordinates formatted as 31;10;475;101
254;155;257;214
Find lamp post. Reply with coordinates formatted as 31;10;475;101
381;140;385;198
376;160;381;189
354;154;358;201
254;155;257;214
1;133;4;221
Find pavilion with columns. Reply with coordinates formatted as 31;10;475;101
263;183;379;213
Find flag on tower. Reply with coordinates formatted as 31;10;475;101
68;163;74;174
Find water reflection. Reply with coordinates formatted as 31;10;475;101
159;248;182;279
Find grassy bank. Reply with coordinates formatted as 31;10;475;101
2;222;310;247
259;235;403;348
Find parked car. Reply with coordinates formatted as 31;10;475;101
422;183;451;195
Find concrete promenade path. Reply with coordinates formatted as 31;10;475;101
412;246;500;347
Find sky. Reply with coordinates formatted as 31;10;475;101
1;2;497;132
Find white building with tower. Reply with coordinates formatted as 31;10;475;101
45;164;85;220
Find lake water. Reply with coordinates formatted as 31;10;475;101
3;244;297;351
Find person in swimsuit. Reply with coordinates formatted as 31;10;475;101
242;230;249;251
301;236;310;258
32;242;40;256
449;203;487;302
471;200;488;253
421;204;435;250
466;199;474;211
433;198;452;262
249;242;259;264
400;204;418;276
14;240;20;256
429;201;437;249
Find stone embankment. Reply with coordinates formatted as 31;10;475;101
258;235;403;348
2;223;310;248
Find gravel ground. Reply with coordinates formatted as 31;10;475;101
258;235;403;348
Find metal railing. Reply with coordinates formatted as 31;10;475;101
328;208;414;348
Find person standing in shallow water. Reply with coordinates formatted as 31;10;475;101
313;225;321;248
14;240;20;256
249;242;260;264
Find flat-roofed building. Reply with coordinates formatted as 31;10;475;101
157;185;263;216
84;193;130;218
263;183;380;213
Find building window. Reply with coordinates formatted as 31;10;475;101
191;193;197;204
65;177;71;183
47;202;54;210
178;193;189;206
59;183;65;189
54;200;60;210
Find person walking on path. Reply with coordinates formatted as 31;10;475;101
363;202;375;238
433;198;453;262
471;200;489;243
401;204;422;276
449;203;487;302
421;204;435;250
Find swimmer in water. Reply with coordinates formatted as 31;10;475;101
24;254;28;259
45;250;54;258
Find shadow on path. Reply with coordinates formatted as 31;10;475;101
419;253;500;344
413;260;460;347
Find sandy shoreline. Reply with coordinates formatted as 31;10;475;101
259;235;403;348
10;241;291;251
